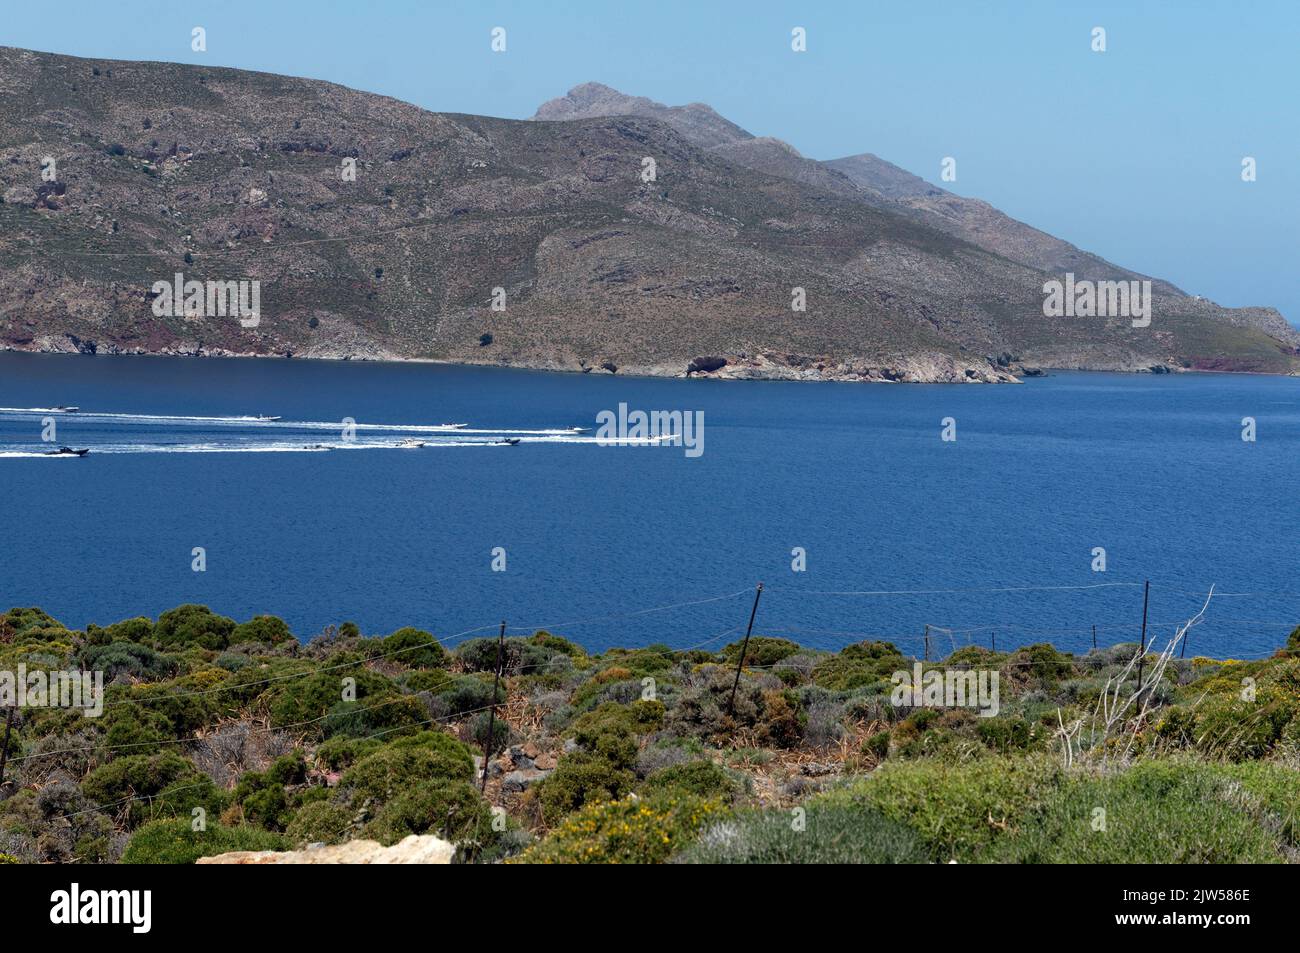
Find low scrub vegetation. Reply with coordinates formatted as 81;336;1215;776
2;606;1299;863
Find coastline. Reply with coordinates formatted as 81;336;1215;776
7;340;1300;385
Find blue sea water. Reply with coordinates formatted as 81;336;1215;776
1;351;1297;660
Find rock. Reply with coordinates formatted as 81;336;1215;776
522;741;540;759
800;762;835;777
197;834;454;864
534;752;557;770
501;768;551;793
507;745;535;769
562;738;579;754
3;185;37;207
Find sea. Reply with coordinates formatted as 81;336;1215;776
1;351;1297;660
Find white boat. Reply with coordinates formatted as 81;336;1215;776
397;438;426;449
253;415;281;422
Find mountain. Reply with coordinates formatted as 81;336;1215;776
534;82;1299;355
1;49;1295;382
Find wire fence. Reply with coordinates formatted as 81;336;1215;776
0;577;1295;822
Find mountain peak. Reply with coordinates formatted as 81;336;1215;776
532;82;751;150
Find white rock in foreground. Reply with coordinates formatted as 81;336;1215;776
197;834;454;864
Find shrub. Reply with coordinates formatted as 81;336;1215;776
381;627;447;668
515;794;724;864
676;803;927;864
0;607;62;639
456;636;559;676
536;751;635;824
991;760;1292;863
721;637;800;667
976;716;1036;752
459;710;511;750
121;819;286;864
820;755;1062;862
265;669;401;735
571;701;663;747
316;735;383;770
432;674;504;718
230;615;294;646
80;641;176;681
811;641;908;692
1003;643;1075;686
340;735;474;806
364;780;491;846
863;730;891;760
82;752;206;826
284;801;354;846
1194;689;1297;761
89;616;155;645
640;759;742;802
154;604;236;651
405;669;455;693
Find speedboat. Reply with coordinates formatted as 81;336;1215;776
566;426;589;433
53;406;80;413
44;446;89;456
303;444;331;451
397;438;426;449
253;415;281;422
442;422;468;430
500;437;521;446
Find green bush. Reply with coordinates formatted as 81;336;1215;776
571;700;664;744
379;627;447;668
676;803;927;864
80;642;176;681
863;730;891;760
121;819;286;864
1194;689;1297;761
340;734;475;806
405;669;455;693
154;604;236;651
819;755;1062;862
0;607;63;638
82;752;207;826
364;780;491;846
640;759;742;802
230;615;294;646
721;637;801;667
536;751;636;824
86;616;154;646
316;735;383;770
516;794;724;864
991;760;1292;863
285;801;354;846
811;641;908;691
433;674;505;717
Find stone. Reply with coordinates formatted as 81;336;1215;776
501;768;551;793
3;185;37;207
197;834;454;864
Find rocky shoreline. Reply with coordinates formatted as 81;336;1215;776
3;338;1242;384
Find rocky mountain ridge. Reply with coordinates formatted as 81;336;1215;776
1;50;1295;382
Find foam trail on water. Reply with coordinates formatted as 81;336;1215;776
0;407;583;434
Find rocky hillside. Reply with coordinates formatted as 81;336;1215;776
1;49;1295;382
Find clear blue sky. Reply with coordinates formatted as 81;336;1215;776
4;0;1296;323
